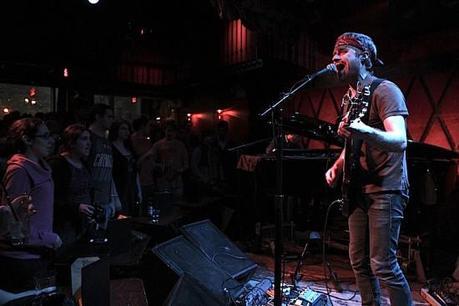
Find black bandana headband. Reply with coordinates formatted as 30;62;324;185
334;32;384;66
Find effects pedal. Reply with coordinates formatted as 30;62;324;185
293;287;328;306
244;278;271;306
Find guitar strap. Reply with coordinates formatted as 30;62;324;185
342;77;385;217
361;77;385;124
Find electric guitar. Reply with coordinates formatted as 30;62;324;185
341;84;371;216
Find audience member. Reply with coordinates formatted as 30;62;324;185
206;120;237;190
47;124;93;247
0;118;61;292
134;119;162;199
130;116;151;158
190;131;224;197
265;133;305;154
110;120;141;215
148;121;189;198
87;104;120;223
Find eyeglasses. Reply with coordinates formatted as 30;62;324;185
34;133;51;139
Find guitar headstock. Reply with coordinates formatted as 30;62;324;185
347;84;371;121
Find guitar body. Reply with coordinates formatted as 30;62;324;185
341;84;371;216
341;137;362;216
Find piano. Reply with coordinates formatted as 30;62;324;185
237;113;458;234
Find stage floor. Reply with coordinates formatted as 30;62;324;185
246;244;430;305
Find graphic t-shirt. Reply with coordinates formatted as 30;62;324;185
88;132;113;206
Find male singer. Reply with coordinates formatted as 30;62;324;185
325;32;412;306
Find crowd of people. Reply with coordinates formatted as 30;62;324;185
0;103;237;293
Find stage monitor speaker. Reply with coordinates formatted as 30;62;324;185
163;273;225;306
153;235;242;304
180;219;257;281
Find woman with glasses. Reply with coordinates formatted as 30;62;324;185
0;118;61;292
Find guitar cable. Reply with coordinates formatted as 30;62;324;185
321;198;358;305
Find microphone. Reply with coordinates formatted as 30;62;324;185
308;63;337;79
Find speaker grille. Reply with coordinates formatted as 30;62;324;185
153;235;242;303
180;219;257;280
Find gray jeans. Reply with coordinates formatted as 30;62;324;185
348;192;412;306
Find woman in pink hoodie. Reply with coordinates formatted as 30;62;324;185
0;117;61;292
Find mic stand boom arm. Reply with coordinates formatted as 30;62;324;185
259;72;324;118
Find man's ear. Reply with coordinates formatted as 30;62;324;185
360;52;369;63
21;135;33;146
361;52;372;69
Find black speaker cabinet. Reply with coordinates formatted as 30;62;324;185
180;219;257;281
81;259;110;306
153;235;243;304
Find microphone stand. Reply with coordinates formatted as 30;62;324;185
259;71;323;306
